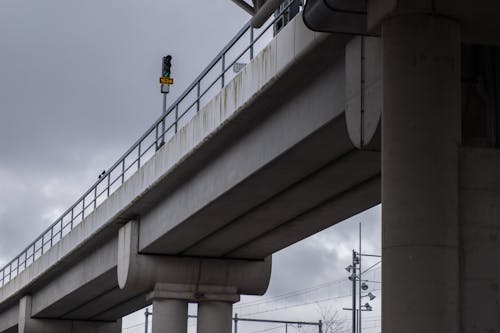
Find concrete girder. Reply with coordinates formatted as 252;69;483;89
18;296;121;333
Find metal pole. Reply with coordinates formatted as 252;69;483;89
285;323;288;333
145;308;151;333
318;320;323;333
358;223;362;333
234;313;238;333
161;93;167;145
352;250;357;333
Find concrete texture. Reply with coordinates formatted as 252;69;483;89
18;296;121;333
118;221;271;295
0;304;17;333
197;302;233;333
345;36;381;149
381;14;461;333
367;0;500;45
150;299;187;333
460;148;500;332
0;14;382;330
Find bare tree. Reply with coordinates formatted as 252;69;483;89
315;303;345;333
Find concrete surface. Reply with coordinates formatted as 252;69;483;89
460;148;500;332
381;14;461;333
367;0;500;44
0;14;381;331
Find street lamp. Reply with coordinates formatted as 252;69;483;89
342;223;381;333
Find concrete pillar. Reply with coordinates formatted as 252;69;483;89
381;14;461;333
151;298;188;333
197;301;233;333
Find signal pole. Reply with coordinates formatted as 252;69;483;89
159;55;174;148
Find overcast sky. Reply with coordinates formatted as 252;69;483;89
0;1;381;332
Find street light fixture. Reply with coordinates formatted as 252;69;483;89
342;223;382;333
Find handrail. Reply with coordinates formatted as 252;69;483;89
0;0;300;288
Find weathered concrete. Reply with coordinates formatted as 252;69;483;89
0;14;382;330
345;35;381;149
197;301;233;333
150;298;187;333
381;14;461;333
0;304;17;333
367;0;500;45
118;221;271;294
460;148;500;333
18;296;121;333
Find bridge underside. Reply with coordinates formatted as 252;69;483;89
0;18;381;332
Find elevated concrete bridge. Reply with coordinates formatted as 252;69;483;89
2;1;500;333
0;12;380;333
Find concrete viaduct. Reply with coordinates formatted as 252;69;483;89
1;1;500;333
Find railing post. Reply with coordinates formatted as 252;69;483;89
318;320;323;333
121;160;125;184
197;82;201;112
250;27;254;60
155;123;160;150
175;104;179;133
138;144;142;168
222;53;226;88
94;186;97;209
234;313;238;333
107;173;111;197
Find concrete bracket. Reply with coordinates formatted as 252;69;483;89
117;221;272;295
345;35;381;150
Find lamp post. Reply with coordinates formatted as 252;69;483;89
343;223;381;333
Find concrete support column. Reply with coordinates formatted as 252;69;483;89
381;14;461;333
151;298;188;333
197;301;233;333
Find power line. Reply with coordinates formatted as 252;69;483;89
240;293;351;316
250;324;287;333
240;288;381;317
236;278;352;309
123;321;145;330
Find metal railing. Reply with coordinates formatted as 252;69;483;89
0;1;301;288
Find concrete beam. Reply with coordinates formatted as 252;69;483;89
18;296;121;333
0;303;17;333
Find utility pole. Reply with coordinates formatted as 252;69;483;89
352;250;357;333
358;223;362;333
343;222;381;333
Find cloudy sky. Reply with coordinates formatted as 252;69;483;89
0;1;381;332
